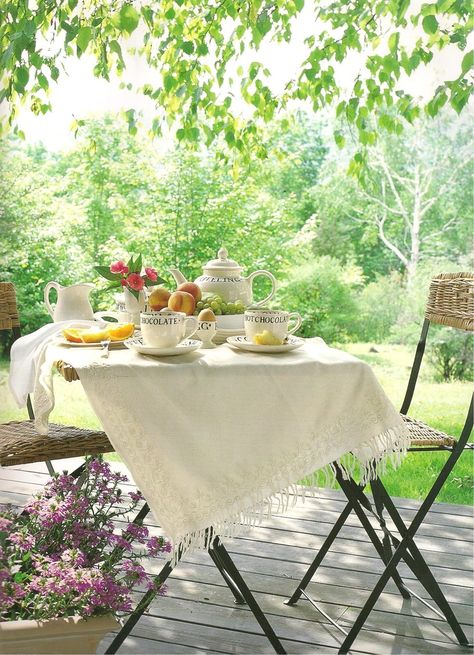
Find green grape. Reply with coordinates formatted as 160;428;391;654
210;301;219;310
196;301;204;310
214;307;222;315
227;303;235;314
203;303;210;309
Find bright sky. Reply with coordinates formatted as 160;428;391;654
15;9;466;151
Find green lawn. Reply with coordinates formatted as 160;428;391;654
1;344;472;504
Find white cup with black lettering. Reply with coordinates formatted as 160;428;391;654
244;309;302;344
140;311;198;348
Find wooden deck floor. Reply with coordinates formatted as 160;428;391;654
1;460;473;654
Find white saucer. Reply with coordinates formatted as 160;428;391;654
226;335;305;353
124;337;201;357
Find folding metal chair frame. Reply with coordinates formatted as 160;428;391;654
105;506;286;654
285;317;473;653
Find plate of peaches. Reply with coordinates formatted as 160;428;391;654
61;323;135;347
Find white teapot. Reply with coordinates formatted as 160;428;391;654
169;247;276;307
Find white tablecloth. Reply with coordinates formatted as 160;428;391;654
34;338;408;559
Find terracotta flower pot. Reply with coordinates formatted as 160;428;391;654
0;614;118;654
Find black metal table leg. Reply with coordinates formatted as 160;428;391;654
208;546;247;604
106;528;285;654
285;501;352;606
212;537;287;654
336;468;411;600
105;559;176;654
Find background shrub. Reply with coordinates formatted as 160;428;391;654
428;327;474;382
276;256;362;343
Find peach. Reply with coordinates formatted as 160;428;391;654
148;286;171;311
168;290;196;316
177;282;202;302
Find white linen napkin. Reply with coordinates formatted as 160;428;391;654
8;321;100;427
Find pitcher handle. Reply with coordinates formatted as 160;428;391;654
287;312;302;335
44;281;60;319
184;316;199;340
247;270;277;308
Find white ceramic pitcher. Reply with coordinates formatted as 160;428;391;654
44;281;96;322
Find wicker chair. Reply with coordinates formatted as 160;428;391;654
402;271;474;450
0;281;113;469
286;272;473;654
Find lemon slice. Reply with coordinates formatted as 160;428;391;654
252;330;284;346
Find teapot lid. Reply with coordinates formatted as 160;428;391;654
205;247;242;271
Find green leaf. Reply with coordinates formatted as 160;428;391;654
461;50;473;76
77;26;92;53
388;32;399;53
134;253;143;273
164;74;175;91
334;131;345;148
397;0;410;19
14;66;29;91
105;281;123;291
94;266;122;281
422;15;438;35
37;72;48;90
181;41;194;55
118;4;140;34
437;0;455;9
144;276;166;287
109;40;125;66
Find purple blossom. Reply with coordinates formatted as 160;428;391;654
0;517;13;531
0;458;171;622
8;531;35;551
124;523;149;542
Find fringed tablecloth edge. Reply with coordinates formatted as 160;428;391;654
169;422;409;565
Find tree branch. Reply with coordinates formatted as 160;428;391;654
420;217;457;242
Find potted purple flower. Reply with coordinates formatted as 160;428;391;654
0;459;170;654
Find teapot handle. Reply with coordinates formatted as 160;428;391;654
247;270;277;308
44;281;61;319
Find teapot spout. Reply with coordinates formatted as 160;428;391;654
169;268;187;287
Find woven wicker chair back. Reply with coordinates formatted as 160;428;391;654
0;282;20;331
425;272;474;332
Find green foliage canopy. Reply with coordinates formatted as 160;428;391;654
1;0;473;160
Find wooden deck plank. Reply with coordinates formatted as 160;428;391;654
2;462;473;655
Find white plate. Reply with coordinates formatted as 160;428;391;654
59;338;127;348
125;337;201;357
215;314;244;330
226;335;305;353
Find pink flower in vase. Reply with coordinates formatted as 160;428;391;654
120;278;128;287
126;273;145;291
110;260;129;275
145;267;158;282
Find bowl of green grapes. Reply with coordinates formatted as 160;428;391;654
194;293;245;330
